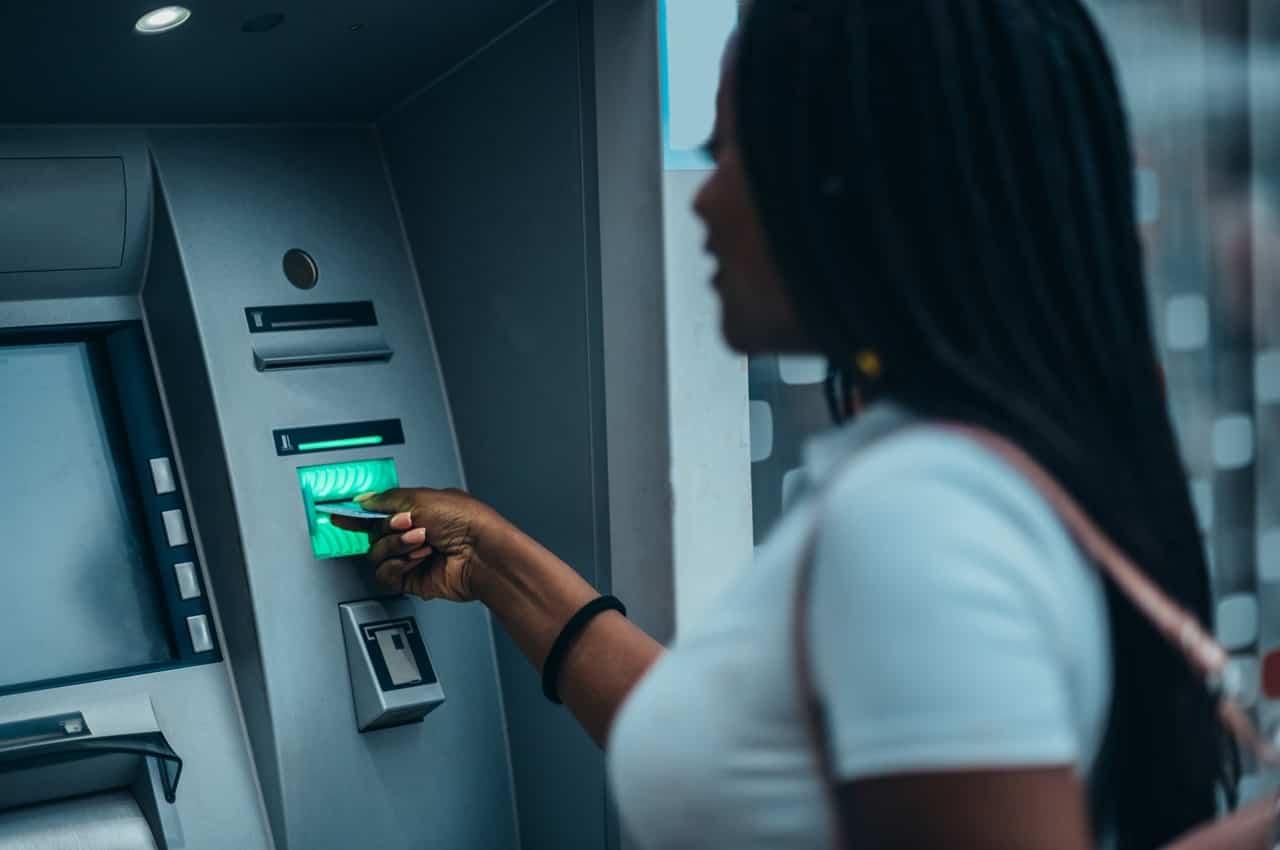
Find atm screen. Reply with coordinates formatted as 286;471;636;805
0;339;173;689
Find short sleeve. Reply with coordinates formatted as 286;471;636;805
807;432;1096;782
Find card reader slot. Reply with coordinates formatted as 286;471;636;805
298;459;399;559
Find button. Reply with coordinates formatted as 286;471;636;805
149;457;177;495
162;509;190;547
174;561;201;600
187;615;214;653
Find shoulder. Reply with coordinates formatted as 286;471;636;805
815;425;1085;599
828;425;1054;527
806;425;1111;779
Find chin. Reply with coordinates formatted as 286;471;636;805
719;315;763;356
718;301;813;355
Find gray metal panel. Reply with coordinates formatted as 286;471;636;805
0;157;125;273
0;664;273;850
0;129;151;301
586;0;673;646
144;126;517;850
584;5;670;848
0;296;141;328
380;2;610;847
142;187;286;845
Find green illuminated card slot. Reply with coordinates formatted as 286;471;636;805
299;458;398;559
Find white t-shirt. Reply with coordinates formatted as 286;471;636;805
607;402;1113;850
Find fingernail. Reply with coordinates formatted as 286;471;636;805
408;546;432;560
390;512;413;531
354;492;376;503
401;528;427;545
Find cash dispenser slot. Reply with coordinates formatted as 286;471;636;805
298;458;399;559
247;302;392;372
0;697;184;847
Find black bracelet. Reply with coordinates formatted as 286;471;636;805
541;595;627;705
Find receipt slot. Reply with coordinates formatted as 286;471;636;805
339;600;445;732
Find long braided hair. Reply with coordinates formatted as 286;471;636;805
735;1;1232;845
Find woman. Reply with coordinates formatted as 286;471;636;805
342;1;1230;846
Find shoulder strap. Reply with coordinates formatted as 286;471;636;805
792;423;1279;847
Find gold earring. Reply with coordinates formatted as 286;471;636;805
855;349;882;380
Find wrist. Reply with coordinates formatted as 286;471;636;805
469;506;521;575
469;552;513;610
466;508;537;605
468;519;597;626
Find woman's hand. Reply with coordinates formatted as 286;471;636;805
340;487;663;747
335;488;503;602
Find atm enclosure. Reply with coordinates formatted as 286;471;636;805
0;2;670;848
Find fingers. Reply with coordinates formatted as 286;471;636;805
353;488;424;538
330;513;373;533
332;486;454;600
375;554;437;599
368;526;430;566
355;488;426;515
331;488;415;534
339;510;411;539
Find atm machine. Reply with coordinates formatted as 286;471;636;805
0;2;669;849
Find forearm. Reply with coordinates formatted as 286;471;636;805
473;522;664;747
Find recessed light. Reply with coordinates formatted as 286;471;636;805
135;6;191;34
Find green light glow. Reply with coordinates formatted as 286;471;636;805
298;458;398;559
297;435;385;452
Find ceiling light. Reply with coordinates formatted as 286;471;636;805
135;6;191;34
